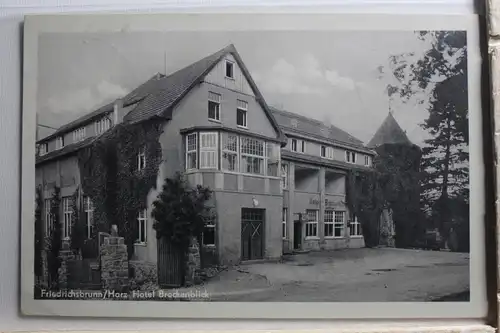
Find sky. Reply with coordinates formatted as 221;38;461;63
36;30;442;146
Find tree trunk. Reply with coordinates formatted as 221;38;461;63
439;116;452;242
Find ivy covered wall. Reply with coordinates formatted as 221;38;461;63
77;119;164;259
346;143;424;248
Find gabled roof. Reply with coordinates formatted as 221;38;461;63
122;44;286;144
271;107;372;153
38;44;286;146
38;102;114;143
36;137;95;165
367;112;412;148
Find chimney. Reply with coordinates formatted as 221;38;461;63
113;98;124;125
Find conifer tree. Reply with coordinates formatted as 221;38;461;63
152;173;214;260
386;31;468;242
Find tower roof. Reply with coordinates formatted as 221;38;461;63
367;112;412;148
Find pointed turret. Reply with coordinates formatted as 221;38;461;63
367;112;411;148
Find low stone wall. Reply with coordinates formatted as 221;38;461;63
58;240;76;290
100;234;129;292
129;261;157;291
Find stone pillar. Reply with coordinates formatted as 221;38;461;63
319;167;326;245
184;237;201;287
58;239;74;290
100;230;129;292
287;162;296;251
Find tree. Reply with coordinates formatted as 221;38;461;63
34;186;44;284
70;188;86;256
47;187;62;290
385;31;468;243
152;173;214;264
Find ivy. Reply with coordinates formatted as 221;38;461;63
77;120;163;260
47;186;62;290
346;143;424;248
346;169;384;248
70;188;86;256
34;185;43;282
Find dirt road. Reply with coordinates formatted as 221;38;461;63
205;248;469;302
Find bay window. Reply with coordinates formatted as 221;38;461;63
266;142;280;177
186;133;198;170
199;132;218;169
240;136;264;175
222;132;238;171
185;131;279;177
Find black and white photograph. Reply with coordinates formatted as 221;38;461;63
21;13;486;318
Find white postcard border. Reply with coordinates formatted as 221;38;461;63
21;12;487;319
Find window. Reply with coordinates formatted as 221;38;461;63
202;217;215;246
321;145;326;158
326;147;334;159
364;155;371;166
282;208;288;239
266;142;280;177
345;151;356;164
350;213;363;237
225;60;234;79
186;131;279;177
291;139;298;152
300;140;306;153
39;143;48;156
334;211;345;238
324;210;334;237
62;197;73;239
200;132;218;169
281;164;288;190
73;127;86;142
95;117;111;135
236;100;248;128
136;209;147;245
305;209;318;238
208;92;221;121
56;137;64;150
44;199;53;235
137;147;146;171
222;132;238;171
83;196;94;239
240;136;264;175
186;133;198;170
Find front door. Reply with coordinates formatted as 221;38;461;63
241;208;264;261
294;220;302;250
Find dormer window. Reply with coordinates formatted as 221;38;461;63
364;155;371;166
56;137;64;150
73;127;86;142
39;143;48;156
95;117;111;135
346;151;356;164
225;60;234;79
290;119;298;128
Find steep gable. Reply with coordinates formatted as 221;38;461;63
203;54;255;96
122;44;286;144
367;112;412;148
